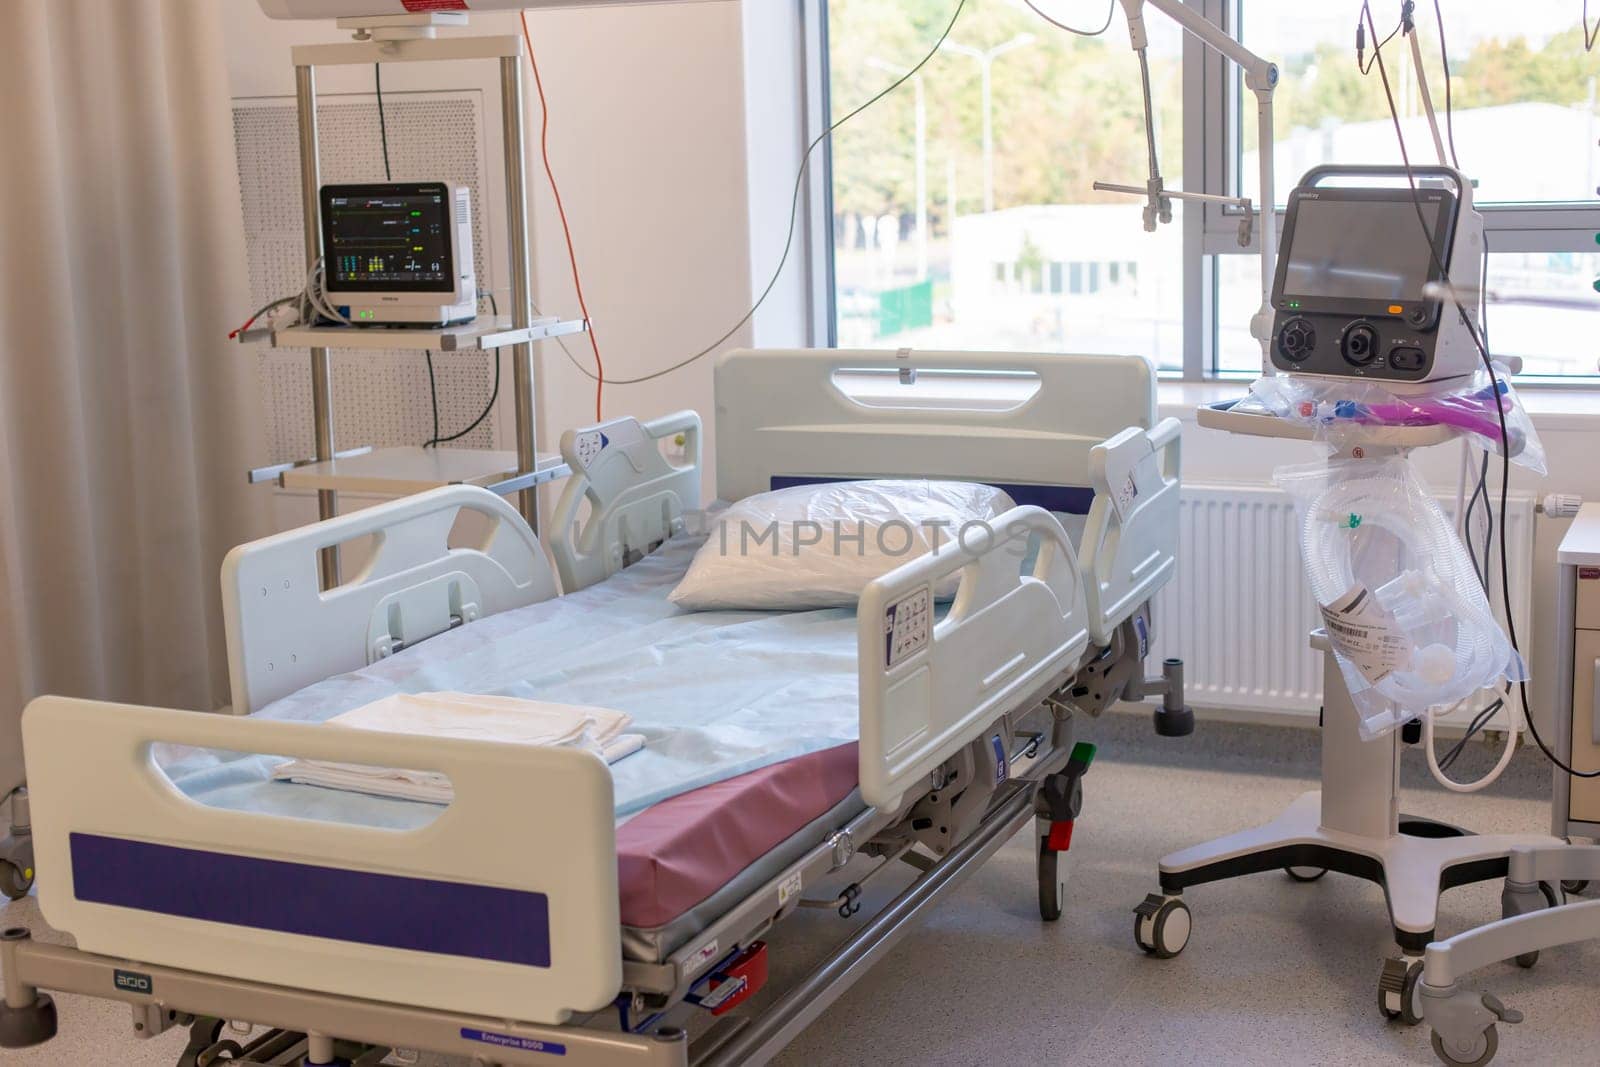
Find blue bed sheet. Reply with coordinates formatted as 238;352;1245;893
159;535;865;824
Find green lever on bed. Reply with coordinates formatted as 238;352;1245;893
1066;741;1097;778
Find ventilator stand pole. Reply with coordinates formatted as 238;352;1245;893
1111;0;1279;372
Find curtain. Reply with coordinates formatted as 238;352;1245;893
0;0;268;791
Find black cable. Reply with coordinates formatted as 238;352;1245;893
557;0;968;387
1431;0;1461;170
429;294;502;447
423;353;440;448
431;350;500;446
1464;449;1489;590
1438;696;1506;771
1586;0;1600;51
1356;9;1404;75
1363;0;1600;777
375;63;392;181
1022;0;1114;36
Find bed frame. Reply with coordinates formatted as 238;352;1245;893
5;348;1183;1066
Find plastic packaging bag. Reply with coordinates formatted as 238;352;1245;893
1275;456;1526;740
1244;364;1545;475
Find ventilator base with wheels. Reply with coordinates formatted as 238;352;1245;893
1421;845;1600;1065
1134;633;1560;1025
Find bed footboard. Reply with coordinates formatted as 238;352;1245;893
21;695;621;1026
549;412;702;592
856;506;1091;810
1080;417;1182;647
223;486;557;714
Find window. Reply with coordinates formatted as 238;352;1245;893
1210;0;1600;377
815;0;1600;379
821;0;1185;370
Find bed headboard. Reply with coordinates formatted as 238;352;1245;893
713;348;1159;511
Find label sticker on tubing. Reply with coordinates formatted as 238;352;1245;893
1320;583;1409;685
460;1028;566;1056
991;734;1009;783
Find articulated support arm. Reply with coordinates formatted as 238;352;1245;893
1101;0;1280;370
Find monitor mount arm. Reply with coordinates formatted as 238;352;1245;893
1093;0;1280;368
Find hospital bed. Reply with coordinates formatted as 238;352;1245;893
0;347;1185;1066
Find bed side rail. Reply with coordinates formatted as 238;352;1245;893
549;411;702;592
223;486;557;715
20;695;621;1026
1079;417;1182;647
856;505;1091;810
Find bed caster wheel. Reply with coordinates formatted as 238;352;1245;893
1561;879;1589;895
1038;844;1067;922
0;992;57;1049
0;861;32;901
1379;956;1423;1025
1285;865;1327;882
1431;1024;1499;1066
1504;881;1562;968
1133;894;1189;958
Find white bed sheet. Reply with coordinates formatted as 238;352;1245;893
159;535;864;825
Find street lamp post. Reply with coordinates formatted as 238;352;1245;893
941;33;1035;214
867;56;927;280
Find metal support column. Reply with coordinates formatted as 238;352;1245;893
295;64;341;587
500;53;540;533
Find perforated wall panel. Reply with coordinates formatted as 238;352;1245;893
232;93;499;465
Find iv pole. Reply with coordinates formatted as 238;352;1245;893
1093;0;1280;371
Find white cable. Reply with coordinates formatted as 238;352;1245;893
1424;690;1520;793
1424;438;1516;791
1409;24;1449;166
303;258;351;326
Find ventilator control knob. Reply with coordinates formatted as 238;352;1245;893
1276;317;1317;363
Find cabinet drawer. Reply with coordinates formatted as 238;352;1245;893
1578;567;1600;630
1570;629;1600;824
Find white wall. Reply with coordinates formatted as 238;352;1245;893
222;1;811;527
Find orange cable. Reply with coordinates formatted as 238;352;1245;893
521;10;604;422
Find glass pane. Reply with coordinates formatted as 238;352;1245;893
1214;251;1600;377
1215;253;1267;374
827;0;1186;370
1482;251;1600;378
1238;1;1600;205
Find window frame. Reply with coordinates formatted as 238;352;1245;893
806;0;1600;381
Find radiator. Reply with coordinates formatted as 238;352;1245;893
1145;482;1535;727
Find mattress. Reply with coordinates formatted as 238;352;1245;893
156;534;870;953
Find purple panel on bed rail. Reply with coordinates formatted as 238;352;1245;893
69;833;550;967
768;476;1094;516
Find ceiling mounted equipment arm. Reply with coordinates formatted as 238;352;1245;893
1093;0;1281;369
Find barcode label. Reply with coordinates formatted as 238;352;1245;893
1319;584;1409;685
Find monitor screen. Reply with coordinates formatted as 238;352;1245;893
1281;197;1443;304
324;187;453;292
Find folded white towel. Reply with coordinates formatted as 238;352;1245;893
272;692;644;804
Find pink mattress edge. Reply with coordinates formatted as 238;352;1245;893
615;742;859;929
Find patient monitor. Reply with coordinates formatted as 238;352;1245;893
320;182;477;327
1270;165;1484;385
